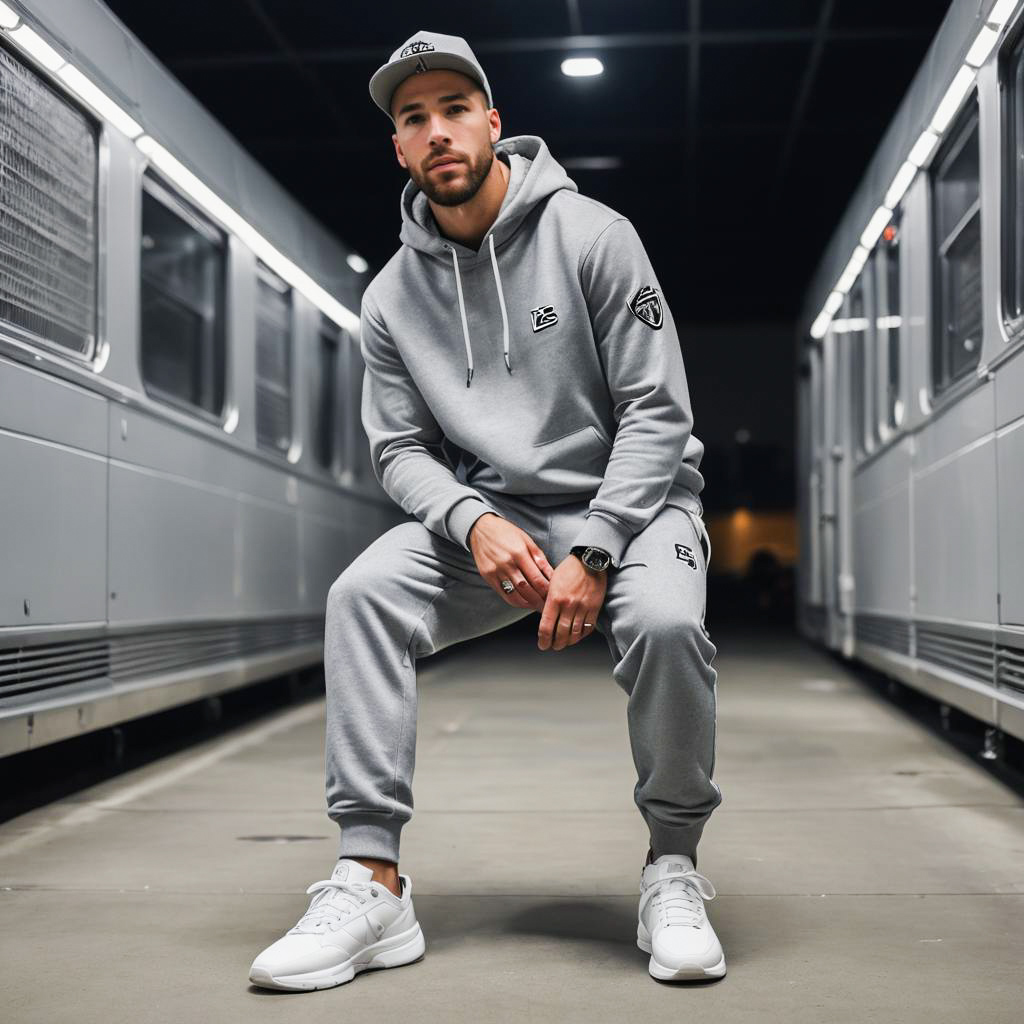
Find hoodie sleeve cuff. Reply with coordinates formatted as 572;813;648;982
570;512;635;569
447;496;505;551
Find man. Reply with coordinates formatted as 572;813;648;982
249;30;725;991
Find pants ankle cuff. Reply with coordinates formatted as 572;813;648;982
337;814;403;863
646;818;706;868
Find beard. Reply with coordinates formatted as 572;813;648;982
411;144;493;207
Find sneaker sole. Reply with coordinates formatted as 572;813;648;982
636;935;727;981
249;922;426;992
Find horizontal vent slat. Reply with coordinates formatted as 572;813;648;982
1;618;323;703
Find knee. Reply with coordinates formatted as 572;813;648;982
327;561;372;621
637;606;707;656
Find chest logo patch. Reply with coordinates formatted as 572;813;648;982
531;304;558;333
628;285;663;330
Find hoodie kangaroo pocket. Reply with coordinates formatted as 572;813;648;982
520;424;612;490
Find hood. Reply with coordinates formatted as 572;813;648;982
398;134;577;387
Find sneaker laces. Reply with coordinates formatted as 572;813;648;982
288;879;372;934
639;868;716;929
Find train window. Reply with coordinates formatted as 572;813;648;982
848;274;868;457
930;93;981;395
1003;30;1024;335
877;213;903;429
140;174;226;416
255;261;293;454
0;42;97;358
314;314;339;470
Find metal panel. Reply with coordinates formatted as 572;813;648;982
914;432;998;621
0;430;106;626
107;459;237;623
0;355;106;453
997;417;1024;623
852;442;912;617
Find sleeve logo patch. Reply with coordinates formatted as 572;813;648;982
627;285;663;330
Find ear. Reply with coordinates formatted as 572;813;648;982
487;107;501;146
392;133;408;169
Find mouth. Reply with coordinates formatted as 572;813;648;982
429;158;462;172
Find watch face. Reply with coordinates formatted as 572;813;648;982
583;548;611;571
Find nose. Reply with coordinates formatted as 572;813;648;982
427;112;452;147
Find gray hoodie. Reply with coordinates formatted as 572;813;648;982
358;134;705;568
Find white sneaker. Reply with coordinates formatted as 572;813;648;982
249;858;425;991
637;853;726;981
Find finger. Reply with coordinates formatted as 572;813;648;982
526;538;555;580
502;564;546;609
537;599;560;650
491;575;532;608
515;550;551;600
569;605;591;644
553;604;576;651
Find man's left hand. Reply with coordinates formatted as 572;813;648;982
537;555;608;651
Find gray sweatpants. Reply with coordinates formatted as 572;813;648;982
323;489;722;869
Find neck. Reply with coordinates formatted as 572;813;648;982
430;152;510;253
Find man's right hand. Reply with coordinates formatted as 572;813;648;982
468;513;554;611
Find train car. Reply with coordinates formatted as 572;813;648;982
0;0;406;756
796;0;1024;751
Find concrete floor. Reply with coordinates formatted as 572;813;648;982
2;622;1023;1023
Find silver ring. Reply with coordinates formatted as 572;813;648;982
585;623;593;628
500;579;515;593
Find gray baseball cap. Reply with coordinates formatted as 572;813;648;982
368;30;493;122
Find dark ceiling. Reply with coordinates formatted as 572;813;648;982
103;0;951;324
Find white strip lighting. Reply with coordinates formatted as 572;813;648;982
58;65;142;139
908;129;940;167
860;205;893;250
9;22;64;70
835;245;869;294
988;0;1020;30
136;135;359;333
0;14;358;335
966;25;1000;66
884;159;918;209
808;5;1009;340
930;64;977;134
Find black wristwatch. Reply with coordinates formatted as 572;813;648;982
571;545;612;572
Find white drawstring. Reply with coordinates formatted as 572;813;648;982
488;233;511;374
448;244;474;388
446;235;513;388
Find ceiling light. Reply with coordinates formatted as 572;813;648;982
346;253;368;274
561;57;603;77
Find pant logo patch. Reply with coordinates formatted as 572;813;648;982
675;543;697;569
